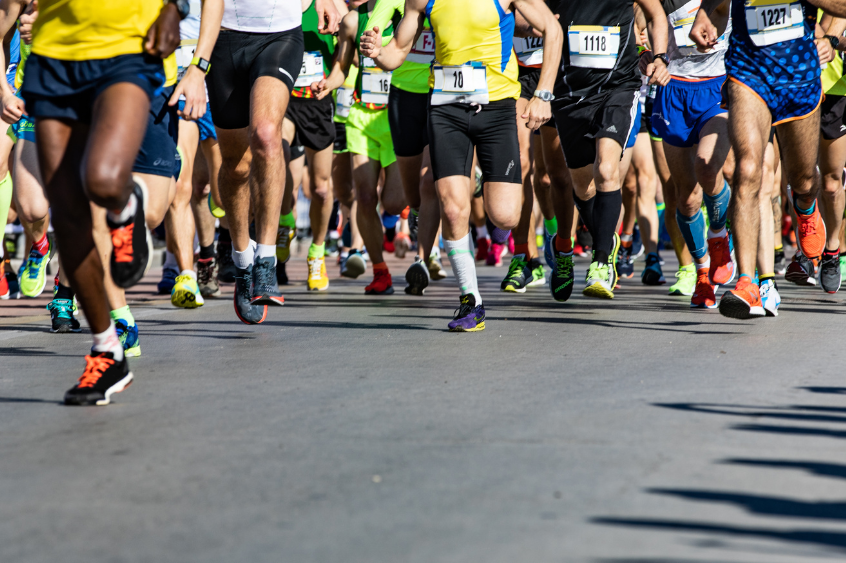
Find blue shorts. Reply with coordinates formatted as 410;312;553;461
21;53;166;123
626;99;642;149
178;100;217;141
133;86;180;179
10;91;35;142
723;74;822;126
652;76;726;148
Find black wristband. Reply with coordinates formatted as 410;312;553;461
826;34;840;51
653;53;669;66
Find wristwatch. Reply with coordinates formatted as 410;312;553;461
533;89;554;102
192;56;211;74
169;0;191;20
653;53;669;66
826;34;840;51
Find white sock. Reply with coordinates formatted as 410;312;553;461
232;243;255;270
476;225;488;240
256;243;276;262
444;233;481;305
708;226;727;239
163;251;178;270
430;246;441;259
697;258;711;272
180;269;196;280
92;320;125;361
106;193;137;225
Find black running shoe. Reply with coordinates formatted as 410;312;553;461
408;210;419;242
549;237;575;302
251;257;285;306
774;249;787;275
501;254;531;293
47;298;81;333
107;180;152;289
217;241;237;283
234;265;267;324
820;253;842;294
64;351;133;406
617;244;634;278
276;260;289;285
785;253;817;286
405;257;430;295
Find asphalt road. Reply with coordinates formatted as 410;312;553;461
3;251;846;563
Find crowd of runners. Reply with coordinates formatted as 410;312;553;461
1;0;846;405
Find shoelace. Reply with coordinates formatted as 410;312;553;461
308;259;323;280
278;227;292;249
237;270;254;298
555;255;573;276
111;224;135;263
25;251;44;278
452;296;474;319
799;217;818;237
506;259;526;280
78;355;115;388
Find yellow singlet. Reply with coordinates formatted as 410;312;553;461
425;0;520;101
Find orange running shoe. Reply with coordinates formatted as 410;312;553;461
796;205;826;259
690;271;717;309
365;268;394;295
708;232;735;286
719;276;765;319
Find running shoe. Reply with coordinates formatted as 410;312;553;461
550;242;575;302
583;262;614;299
394;232;410;259
760;278;781;317
669;264;696;296
641;252;666;285
841;255;846;285
448;294;485;332
690;271;717;309
774;249;787;275
820;253;842;294
217;241;237;283
276;261;289;285
5;270;19;299
708;232;735;286
115;319;141;357
158;267;178;294
365;268;394;295
408;211;419;241
501;254;531;293
573;243;589;258
47;298;81;333
428;254;447;280
307;256;329;291
20;244;51;298
234;265;267;325
0;270;8;299
476;237;489;262
107;180;152;288
325;237;340;258
487;242;505;266
197;256;221;298
617;244;634;279
208;193;225;218
543;229;554;269
276;225;295;264
251;257;285;306
64;351;133;406
405;257;430;296
631;226;644;259
719;277;765;319
383;234;395;254
172;274;205;308
341;250;366;278
528;261;546;287
795;204;826;259
785;253;817;286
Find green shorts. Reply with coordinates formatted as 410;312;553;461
346;104;395;168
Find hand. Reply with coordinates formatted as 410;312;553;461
1;91;25;125
638;28;648;48
311;79;331;100
638;51;652;75
646;58;670;86
689;10;719;52
19;0;37;45
522;97;551;131
816;37;835;65
359;28;382;59
315;0;341;34
169;66;207;120
144;2;181;58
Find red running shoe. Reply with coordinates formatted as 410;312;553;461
708;232;735;286
690;271;717;309
365;268;394;295
475;237;489;262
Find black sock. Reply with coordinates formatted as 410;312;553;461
824;247;840;257
528;257;542;270
55;282;74;301
592;190;623;265
199;244;215;259
342;221;352;248
574;194;596;238
218;227;231;244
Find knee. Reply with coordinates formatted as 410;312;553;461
84;162;132;207
440;198;468;229
823;172;843;197
219;157;249;187
694;156;722;189
733;157;762;195
249;121;283;160
595;159;620;189
311;176;331;203
356;186;379;211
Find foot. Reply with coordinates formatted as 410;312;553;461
641;252;666;285
617;244;634;279
0;270;8;299
448;294;485;332
197;256;222;298
501;254;531;293
583;261;614;299
341;250;366;279
383;234;395;254
307;256;329;291
486;242;504;266
719;276;766;319
234;265;267;325
690;271;717;309
47;298;81;333
157;267;179;295
708;232;735;286
760;278;781;317
171;274;205;308
774;249;787;275
528;260;546;287
819;253;842;294
405;257;430;296
64;352;133;406
542;229;555;269
427;254;447;280
550;243;575;303
107;180;152;289
668;264;696;296
115;319;141;357
785;253;817;286
251;257;285;306
394;233;410;259
276;225;295;264
217;242;237;283
365;268;394;295
795;204;826;259
476;237;490;262
20;243;51;298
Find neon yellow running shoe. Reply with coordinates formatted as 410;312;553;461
276;226;295;263
528;263;546;287
583;261;615;299
208;193;225;218
171;274;205;308
669;263;696;296
307;256;329;291
20;242;51;298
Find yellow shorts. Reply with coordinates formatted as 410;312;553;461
345;104;396;168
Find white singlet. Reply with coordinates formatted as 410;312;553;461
222;0;302;33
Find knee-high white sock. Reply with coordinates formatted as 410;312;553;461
444;233;481;305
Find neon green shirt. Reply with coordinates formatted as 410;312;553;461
366;0;432;94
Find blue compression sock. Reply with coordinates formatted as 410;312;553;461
676;208;708;260
703;180;730;232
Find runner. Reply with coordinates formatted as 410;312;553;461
361;0;563;330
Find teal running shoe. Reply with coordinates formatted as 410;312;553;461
46;298;81;333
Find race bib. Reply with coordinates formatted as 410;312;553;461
431;62;488;105
744;0;804;47
669;0;700;57
568;25;620;69
407;30;436;64
514;36;544;66
175;40;198;73
295;51;324;88
336;86;354;119
361;59;392;105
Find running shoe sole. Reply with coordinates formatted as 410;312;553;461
718;293;765;319
251;295;285;306
502;284;527;293
527;277;546;287
365;286;395;295
65;373;134;407
404;263;429;296
785;269;817;286
51;324;82;334
172;288;204;309
690;301;718;310
125;345;141;357
583;281;614;299
449;322;485;332
342;255;366;279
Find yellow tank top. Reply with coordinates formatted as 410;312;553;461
32;0;163;61
425;0;519;101
164;54;177;87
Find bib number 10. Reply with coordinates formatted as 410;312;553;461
443;67;474;93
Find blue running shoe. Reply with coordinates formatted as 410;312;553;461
158;267;178;294
543;228;555;269
631;225;644;259
641;252;666;285
760;278;781;317
115;319;141;357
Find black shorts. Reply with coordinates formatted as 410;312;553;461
333;121;347;153
21;53;165;123
388;86;428;157
290;141;305;160
207;27;304;130
552;88;640;170
133;86;180;178
821;94;846;140
518;66;556;129
428;98;521;184
285;95;335;151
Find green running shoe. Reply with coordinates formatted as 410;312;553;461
840;255;846;284
669;263;696;295
583;261;615;299
549;237;575;302
528;261;546;287
501;254;531;293
20;244;51;298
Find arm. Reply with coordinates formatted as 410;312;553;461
314;0;341;34
0;0;25;125
636;0;670;85
311;10;358;100
821;16;846;57
689;0;730;51
512;0;563;130
169;0;224;120
360;0;427;70
810;0;846;18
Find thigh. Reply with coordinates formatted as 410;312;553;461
775;108;821;186
35;119;90;224
428;104;474;181
250;76;290;136
351;152;380;199
726;80;772;176
207;33;252;130
473;100;521;184
250;28;305;94
820;135;846;177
